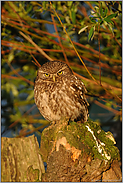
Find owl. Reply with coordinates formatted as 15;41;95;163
34;61;89;123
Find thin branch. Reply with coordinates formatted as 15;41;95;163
19;31;53;61
94;100;120;114
51;14;69;65
17;121;50;137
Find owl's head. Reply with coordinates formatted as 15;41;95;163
37;61;73;82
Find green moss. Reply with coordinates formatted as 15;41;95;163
41;120;120;163
62;121;120;162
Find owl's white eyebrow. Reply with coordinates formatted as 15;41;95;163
38;70;45;73
57;66;67;72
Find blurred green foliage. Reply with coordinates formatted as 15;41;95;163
1;1;122;138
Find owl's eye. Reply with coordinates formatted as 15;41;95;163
58;71;63;75
45;73;50;77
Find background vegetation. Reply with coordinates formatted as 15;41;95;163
1;1;122;152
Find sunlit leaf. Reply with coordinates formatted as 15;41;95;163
42;1;46;9
23;65;30;72
78;26;88;34
67;1;73;7
107;24;114;36
8;51;14;63
11;84;19;96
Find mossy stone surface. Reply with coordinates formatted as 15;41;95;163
40;120;120;163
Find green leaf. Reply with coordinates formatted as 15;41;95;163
71;10;76;24
103;8;108;18
88;27;94;41
100;3;103;16
27;4;33;13
104;13;117;23
89;17;96;23
109;21;114;25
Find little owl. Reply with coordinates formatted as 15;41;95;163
34;61;89;123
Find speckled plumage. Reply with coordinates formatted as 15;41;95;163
34;61;89;123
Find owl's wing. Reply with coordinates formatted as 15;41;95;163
70;75;89;107
69;75;89;122
70;75;87;98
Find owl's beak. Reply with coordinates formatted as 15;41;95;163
53;75;55;82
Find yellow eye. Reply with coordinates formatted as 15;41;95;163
58;71;63;75
45;73;49;77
